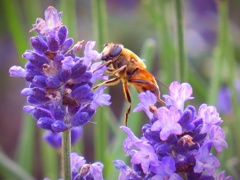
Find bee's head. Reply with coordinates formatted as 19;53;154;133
101;43;123;61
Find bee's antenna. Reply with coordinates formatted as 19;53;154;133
156;78;169;90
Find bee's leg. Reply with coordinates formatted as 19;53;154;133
92;77;120;90
130;79;166;106
92;60;113;73
157;97;166;106
122;83;131;126
110;65;127;76
106;67;115;74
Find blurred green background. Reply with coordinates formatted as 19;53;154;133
0;0;240;179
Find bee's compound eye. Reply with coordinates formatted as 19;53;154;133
110;44;122;57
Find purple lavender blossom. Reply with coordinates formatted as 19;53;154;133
217;85;232;114
114;81;230;179
216;171;233;180
70;153;104;180
121;126;159;174
194;142;220;175
44;152;104;179
151;106;182;141
113;160;142;180
217;81;240;115
133;90;157;119
163;81;193;111
9;6;111;132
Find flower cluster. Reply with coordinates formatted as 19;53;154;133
70;153;104;180
43;152;104;180
9;6;111;132
114;81;231;179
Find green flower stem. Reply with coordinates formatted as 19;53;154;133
62;129;72;180
91;0;108;50
152;0;175;84
91;0;108;172
175;0;187;82
208;0;228;105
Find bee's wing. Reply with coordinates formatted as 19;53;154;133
129;68;165;105
129;69;158;92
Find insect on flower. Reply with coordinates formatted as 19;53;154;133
93;43;165;126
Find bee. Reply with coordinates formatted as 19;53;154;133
93;43;165;126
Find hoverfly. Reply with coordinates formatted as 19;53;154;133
93;43;165;126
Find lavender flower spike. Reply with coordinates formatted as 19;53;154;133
9;6;111;132
114;81;231;179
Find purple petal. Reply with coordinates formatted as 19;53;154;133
9;66;27;77
90;61;108;84
61;56;75;70
46;75;61;88
50;104;65;120
133;91;157;119
83;41;101;67
89;162;104;180
163;81;193;111
72;84;93;104
121;126;140;143
47;32;59;52
23;105;35;114
57;25;68;45
23;51;48;67
30;36;48;53
21;88;34;96
216;171;233;180
33;6;62;34
51;120;67;132
37;117;54;130
71;107;95;126
198;104;223;134
151;156;181;179
70;152;86;173
43;131;62;149
151;106;182;141
71;127;83;146
31;75;47;88
61;38;74;52
205;125;228;152
24;106;52;120
194;143;220;175
71;61;87;79
90;86;111;110
216;85;232;114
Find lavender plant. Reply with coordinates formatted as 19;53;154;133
9;6;110;132
9;6;110;179
113;81;232;180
